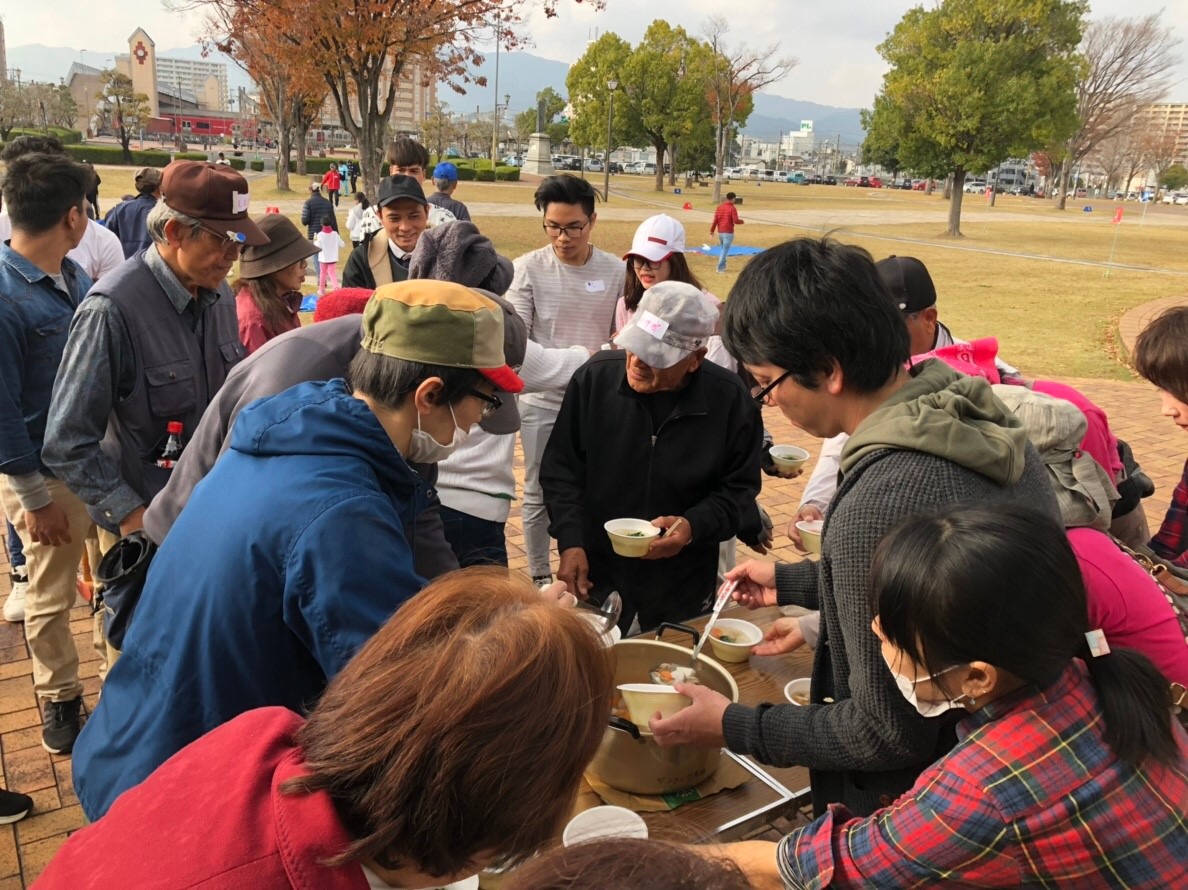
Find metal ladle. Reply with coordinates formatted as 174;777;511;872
575;590;622;635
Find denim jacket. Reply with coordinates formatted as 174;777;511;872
0;243;91;477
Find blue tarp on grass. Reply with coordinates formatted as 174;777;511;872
691;245;766;258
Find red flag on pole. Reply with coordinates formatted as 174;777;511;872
1112;207;1124;225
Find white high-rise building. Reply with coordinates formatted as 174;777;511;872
155;55;230;112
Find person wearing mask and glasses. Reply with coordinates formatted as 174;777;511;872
69;280;525;822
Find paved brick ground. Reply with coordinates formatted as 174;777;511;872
2;350;1187;884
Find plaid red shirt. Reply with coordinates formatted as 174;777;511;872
777;661;1188;888
1149;457;1188;568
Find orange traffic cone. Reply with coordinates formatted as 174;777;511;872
682;202;693;210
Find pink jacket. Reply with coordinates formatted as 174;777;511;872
1069;527;1188;686
35;708;368;889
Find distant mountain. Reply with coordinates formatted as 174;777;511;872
9;44;865;144
457;52;865;145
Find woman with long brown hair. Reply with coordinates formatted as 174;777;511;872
233;213;318;353
37;568;615;888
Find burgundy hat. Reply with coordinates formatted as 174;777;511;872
160;161;268;246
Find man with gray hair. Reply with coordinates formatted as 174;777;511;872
541;281;763;631
44;161;266;549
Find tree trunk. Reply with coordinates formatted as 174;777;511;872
668;142;679;186
275;127;292;191
294;123;309;177
712;117;726;205
1057;161;1071;210
652;138;668;191
942;174;952;200
947;168;966;237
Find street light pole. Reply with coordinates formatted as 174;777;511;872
603;79;617;202
490;10;500;166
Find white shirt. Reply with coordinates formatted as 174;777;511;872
0;213;124;283
505;244;625;411
313;229;344;264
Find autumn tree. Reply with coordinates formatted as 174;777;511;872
702;17;795;203
99;71;153;163
866;0;1084;236
420;102;457;160
0;81;26;140
1143;128;1183;193
1054;13;1180;210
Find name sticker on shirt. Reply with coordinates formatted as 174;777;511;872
637;310;670;341
231;190;250;214
585;280;606;293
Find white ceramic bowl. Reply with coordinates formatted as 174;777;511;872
796;519;824;555
769;445;810;473
706;618;763;663
617;683;692;725
562;805;649;847
784;678;812;706
604;519;660;558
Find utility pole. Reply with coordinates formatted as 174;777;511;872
490;10;500;165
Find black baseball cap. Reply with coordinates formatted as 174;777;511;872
377;175;428;208
876;255;937;313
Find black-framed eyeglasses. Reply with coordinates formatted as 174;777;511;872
630;256;663;270
542;219;591;239
198;224;248;253
751;371;792;405
467;389;503;418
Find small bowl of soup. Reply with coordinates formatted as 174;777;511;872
784;678;812;707
604;519;660;558
706;619;762;663
796;519;824;555
769;445;810;474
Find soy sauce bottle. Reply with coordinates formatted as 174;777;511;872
156;421;184;469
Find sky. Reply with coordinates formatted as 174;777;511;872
4;0;1187;109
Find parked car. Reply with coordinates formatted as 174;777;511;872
608;162;624;174
823;175;838;185
844;175;873;187
868;176;883;188
641;162;657;176
585;158;604;172
806;173;824;185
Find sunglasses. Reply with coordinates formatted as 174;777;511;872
467;389;503;418
751;370;792;405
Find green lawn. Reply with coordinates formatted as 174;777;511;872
79;164;1188;382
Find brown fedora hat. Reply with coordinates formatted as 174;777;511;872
237;214;318;279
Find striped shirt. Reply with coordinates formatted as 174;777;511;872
777;661;1188;889
506;244;624;411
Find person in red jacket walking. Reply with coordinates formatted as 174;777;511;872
322;165;342;207
710;191;744;273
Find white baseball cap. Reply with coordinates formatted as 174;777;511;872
623;214;686;263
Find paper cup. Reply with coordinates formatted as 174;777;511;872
617;683;691;726
796;519;824;555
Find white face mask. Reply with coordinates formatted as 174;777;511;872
406;403;467;464
884;657;969;718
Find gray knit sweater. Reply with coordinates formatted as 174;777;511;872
722;367;1059;816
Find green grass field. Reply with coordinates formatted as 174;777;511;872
81;165;1188;381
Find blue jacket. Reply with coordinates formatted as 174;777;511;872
0;244;91;477
102;194;156;258
73;378;428;819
